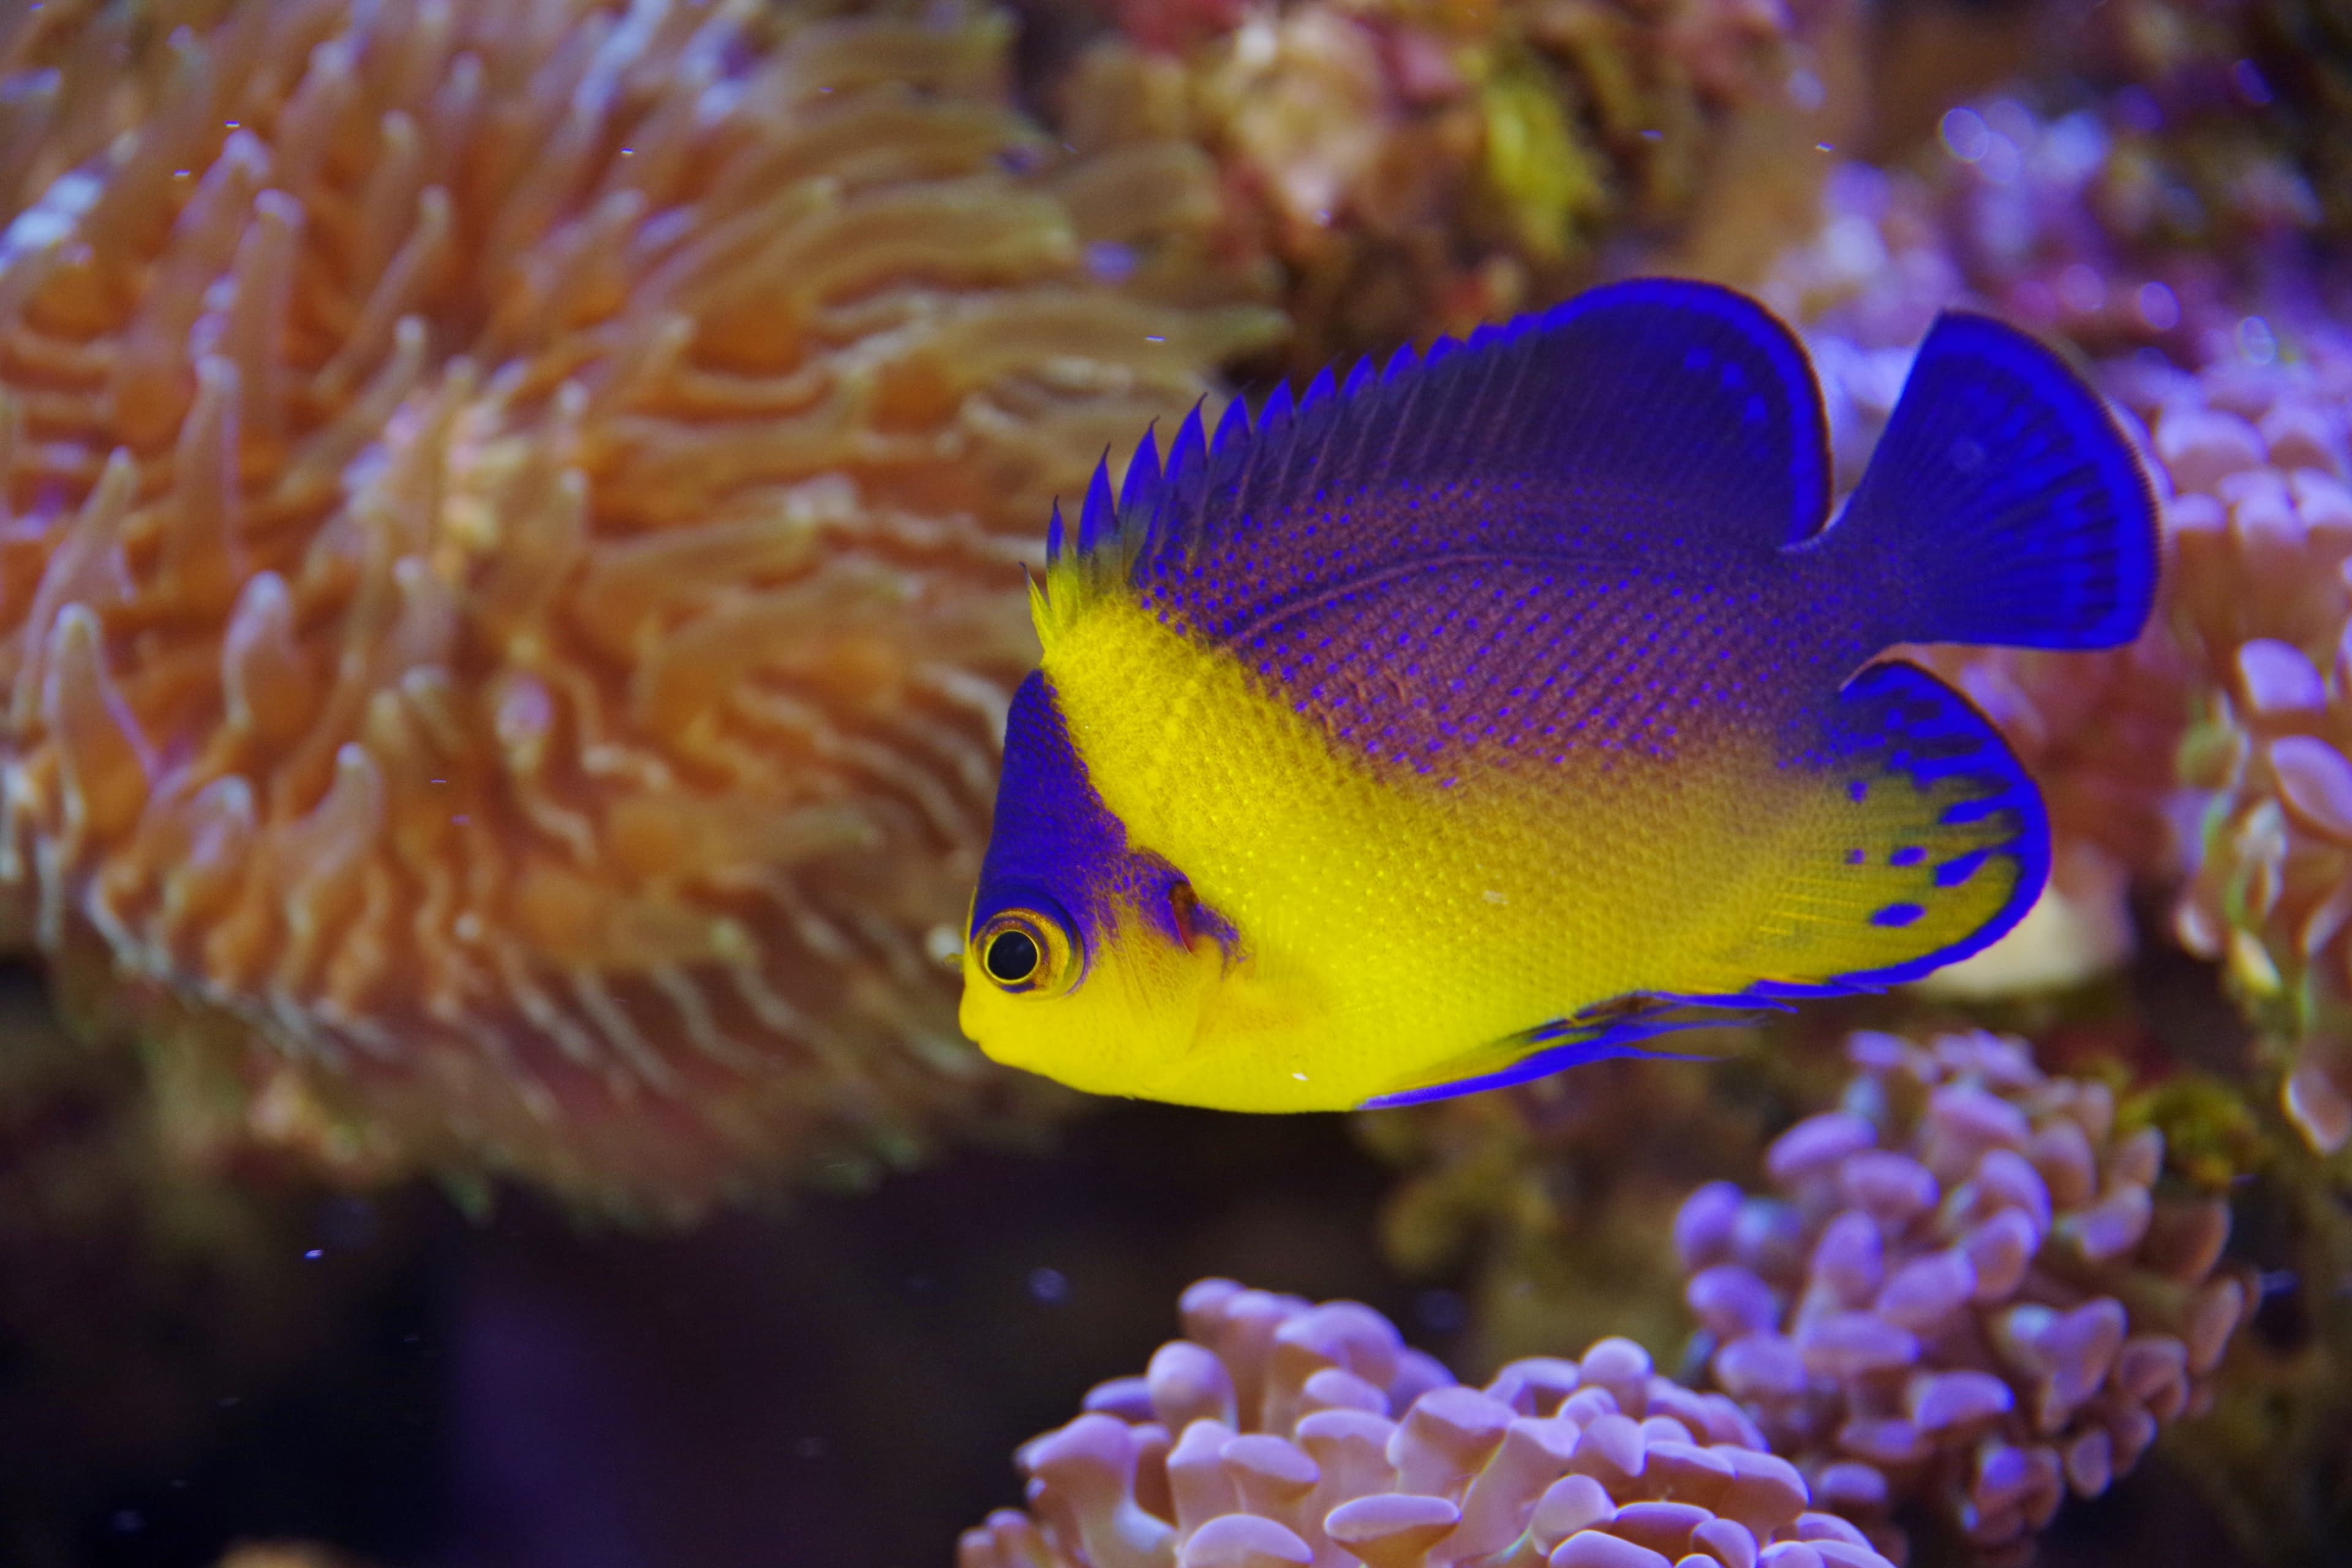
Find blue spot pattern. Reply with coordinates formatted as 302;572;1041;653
1807;661;2050;990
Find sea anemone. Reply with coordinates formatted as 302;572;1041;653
1678;1029;2251;1564
962;1276;1903;1568
0;0;1281;1216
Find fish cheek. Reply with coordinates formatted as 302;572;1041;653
954;913;1215;1096
1191;950;1320;1050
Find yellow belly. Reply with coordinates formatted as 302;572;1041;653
1043;595;1817;1109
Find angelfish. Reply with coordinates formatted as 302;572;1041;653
956;280;2157;1111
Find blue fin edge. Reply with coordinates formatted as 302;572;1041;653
1809;660;2054;988
1044;278;1833;587
1359;1003;1755;1109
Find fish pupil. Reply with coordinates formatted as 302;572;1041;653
986;927;1041;984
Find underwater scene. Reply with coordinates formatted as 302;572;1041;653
0;0;2348;1565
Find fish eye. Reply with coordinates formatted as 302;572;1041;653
972;908;1079;995
986;927;1039;984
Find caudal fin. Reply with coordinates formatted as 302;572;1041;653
1828;312;2158;650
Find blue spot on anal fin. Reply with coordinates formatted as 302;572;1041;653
1796;658;2050;986
1935;847;1992;887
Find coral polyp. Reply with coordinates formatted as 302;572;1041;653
2133;337;2352;1152
0;0;1280;1215
966;1276;1902;1568
1678;1030;2250;1564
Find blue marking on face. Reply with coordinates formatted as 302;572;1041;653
973;672;1231;963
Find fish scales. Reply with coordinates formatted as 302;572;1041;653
959;280;2158;1112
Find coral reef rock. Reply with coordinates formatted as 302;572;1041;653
1362;1045;1786;1374
1678;1030;2251;1564
1051;0;1853;374
0;0;1281;1216
963;1275;1904;1568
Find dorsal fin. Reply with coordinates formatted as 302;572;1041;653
1035;280;1832;648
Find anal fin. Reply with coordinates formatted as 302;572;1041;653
1362;1003;1741;1109
1724;658;2049;988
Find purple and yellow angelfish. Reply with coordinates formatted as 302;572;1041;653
959;280;2157;1111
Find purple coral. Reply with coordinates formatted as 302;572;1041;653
2130;337;2352;1152
1677;1031;2250;1564
962;1278;1903;1568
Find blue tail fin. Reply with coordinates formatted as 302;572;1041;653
1826;312;2157;650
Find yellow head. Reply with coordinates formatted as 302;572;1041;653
957;668;1255;1101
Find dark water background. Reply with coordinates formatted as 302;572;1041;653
10;948;2256;1568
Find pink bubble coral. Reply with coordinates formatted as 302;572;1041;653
1678;1030;2251;1564
0;0;1280;1215
2122;337;2352;1153
962;1276;1904;1568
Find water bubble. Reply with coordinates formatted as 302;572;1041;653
1084;241;1135;283
1415;1289;1467;1333
2241;316;2278;366
1939;107;1991;164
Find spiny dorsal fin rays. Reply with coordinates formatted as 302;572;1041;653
1079;458;1115;555
1141;402;1210;584
1032;300;1634;647
1035;338;1420;643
